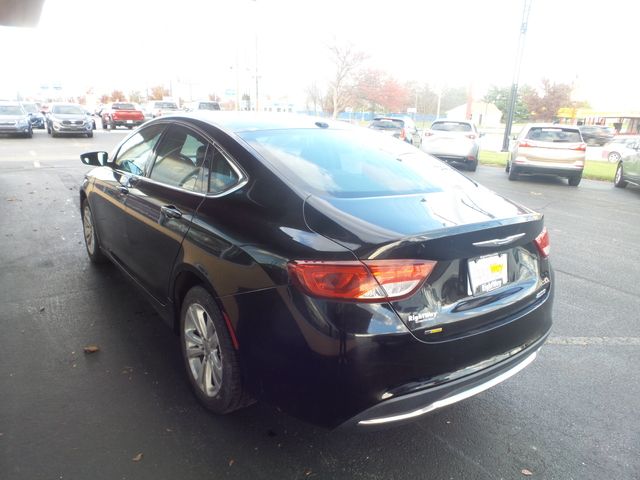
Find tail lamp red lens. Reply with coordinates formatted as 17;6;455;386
288;260;437;302
571;143;587;152
534;227;550;258
518;141;532;148
400;128;406;140
466;133;477;139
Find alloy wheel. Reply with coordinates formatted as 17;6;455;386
184;303;223;397
83;205;95;255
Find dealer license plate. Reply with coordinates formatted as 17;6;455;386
468;253;508;295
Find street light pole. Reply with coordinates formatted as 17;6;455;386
502;0;533;152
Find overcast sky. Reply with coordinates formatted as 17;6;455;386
1;0;638;110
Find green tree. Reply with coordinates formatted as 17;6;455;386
483;85;531;122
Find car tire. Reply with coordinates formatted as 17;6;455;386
87;131;93;138
102;118;108;130
614;163;627;188
51;130;58;138
47;124;51;134
508;164;519;181
81;200;108;264
467;159;478;172
25;129;33;138
180;286;249;414
568;174;582;187
608;152;621;163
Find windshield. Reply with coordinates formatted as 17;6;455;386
113;103;135;110
0;105;26;115
431;122;472;132
526;127;582;143
240;128;470;197
21;103;38;113
51;105;85;115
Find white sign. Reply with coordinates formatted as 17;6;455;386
407;107;417;113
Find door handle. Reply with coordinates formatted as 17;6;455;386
160;205;183;219
117;186;129;194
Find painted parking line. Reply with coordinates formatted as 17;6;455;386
548;336;640;346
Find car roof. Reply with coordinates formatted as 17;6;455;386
525;123;580;129
162;111;358;134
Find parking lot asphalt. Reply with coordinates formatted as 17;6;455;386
1;130;639;480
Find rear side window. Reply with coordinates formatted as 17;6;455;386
526;127;581;143
149;125;209;192
431;122;472;132
207;146;241;194
114;124;165;175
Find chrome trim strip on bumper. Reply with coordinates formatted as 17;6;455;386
358;349;538;425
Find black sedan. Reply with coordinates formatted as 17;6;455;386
79;113;553;428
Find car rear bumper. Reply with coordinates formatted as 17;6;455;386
339;330;548;429
227;273;553;429
512;162;583;177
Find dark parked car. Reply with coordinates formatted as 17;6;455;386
579;125;614;146
20;102;46;129
614;139;640;189
79;113;553;428
46;103;94;138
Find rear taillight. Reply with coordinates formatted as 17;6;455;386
534;227;550;258
400;128;406;140
466;133;476;139
424;131;433;137
288;260;437;302
518;141;532;148
571;143;587;152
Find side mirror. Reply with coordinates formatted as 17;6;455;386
81;151;109;166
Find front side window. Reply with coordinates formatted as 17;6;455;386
149;125;209;192
114;124;165;175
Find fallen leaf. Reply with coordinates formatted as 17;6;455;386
521;469;533;476
132;453;143;462
305;469;312;476
228;459;235;466
83;345;100;354
39;307;45;312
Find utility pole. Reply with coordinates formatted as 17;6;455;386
502;0;533;152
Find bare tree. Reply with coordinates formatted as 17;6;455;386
110;90;126;102
305;82;323;114
327;43;367;118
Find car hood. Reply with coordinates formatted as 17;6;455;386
0;114;29;121
50;113;88;120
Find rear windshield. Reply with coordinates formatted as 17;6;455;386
113;103;135;110
0;105;25;115
155;102;178;109
198;102;220;110
240;128;470;197
369;120;401;130
431;121;472;132
526;127;581;143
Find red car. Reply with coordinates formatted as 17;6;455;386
101;102;145;130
